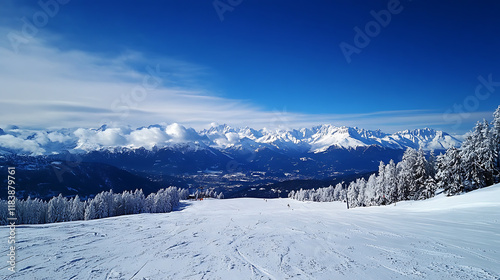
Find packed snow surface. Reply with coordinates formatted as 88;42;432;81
1;185;499;279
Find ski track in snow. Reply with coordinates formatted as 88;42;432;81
1;186;500;279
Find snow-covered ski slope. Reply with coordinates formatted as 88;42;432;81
2;185;499;279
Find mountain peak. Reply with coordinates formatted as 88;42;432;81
0;124;462;155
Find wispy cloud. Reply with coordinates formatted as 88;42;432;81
0;25;490;134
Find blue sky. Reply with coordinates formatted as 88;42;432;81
1;0;500;134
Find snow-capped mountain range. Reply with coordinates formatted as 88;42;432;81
203;125;461;153
0;124;462;156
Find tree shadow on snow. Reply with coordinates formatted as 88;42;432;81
174;201;192;212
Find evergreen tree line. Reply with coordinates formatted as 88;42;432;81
0;187;190;225
193;188;225;199
289;183;346;202
290;106;500;208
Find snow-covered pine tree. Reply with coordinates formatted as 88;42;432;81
113;192;125;216
384;159;398;204
70;195;85;221
397;147;418;200
420;177;437;199
145;192;155;213
426;150;437;178
436;147;464;195
476;120;496;186
491;105;500;174
121;190;131;215
312;188;321;202
179;188;189;200
346;181;359;208
333;182;344;201
460;121;494;190
16;197;28;224
356;178;367;207
133;189;145;214
93;191;115;219
154;189;168;213
47;194;69;223
28;197;47;224
413;148;430;200
298;188;309;201
84;200;96;220
321;185;335;202
375;161;386;205
364;174;377;206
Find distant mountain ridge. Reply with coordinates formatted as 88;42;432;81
202;124;461;153
0;124;461;156
0;124;463;200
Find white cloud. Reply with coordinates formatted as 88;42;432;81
47;131;74;143
165;123;201;142
73;127;128;150
0;27;493;135
127;127;168;149
0;32;277;130
0;135;45;155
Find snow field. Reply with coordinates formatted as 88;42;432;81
1;185;499;279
